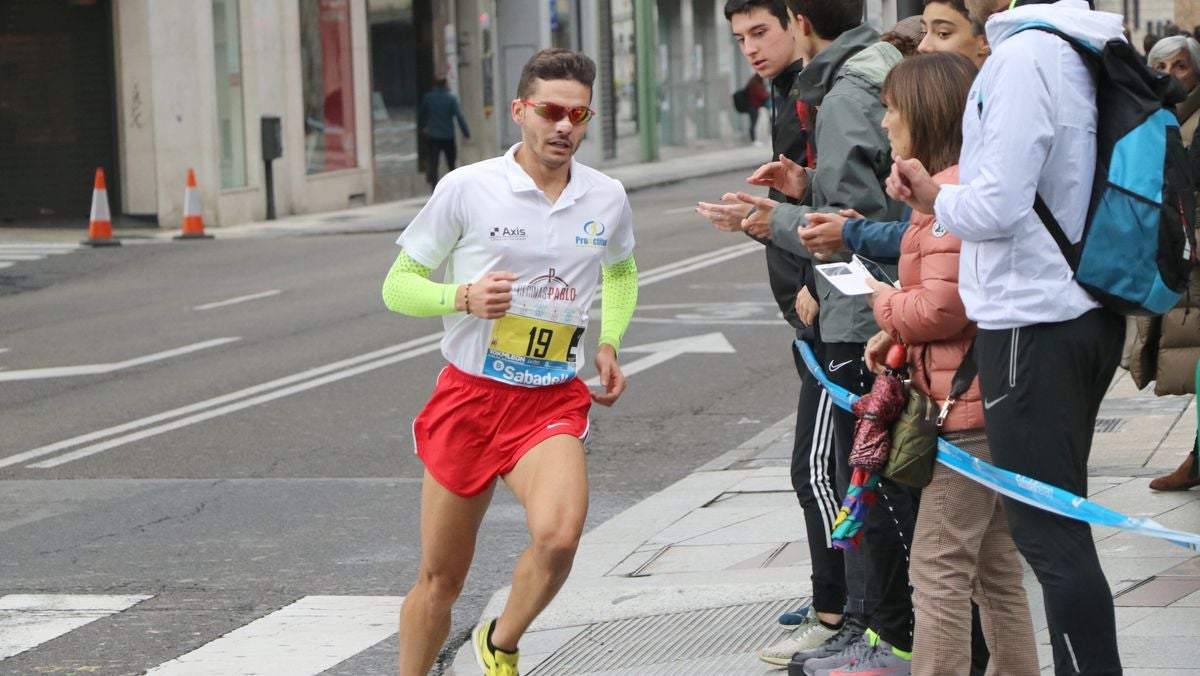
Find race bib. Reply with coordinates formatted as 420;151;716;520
482;302;586;386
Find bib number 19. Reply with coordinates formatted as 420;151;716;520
527;327;553;358
525;326;584;362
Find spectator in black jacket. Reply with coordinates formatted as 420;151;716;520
699;1;871;668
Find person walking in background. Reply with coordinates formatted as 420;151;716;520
418;77;470;190
888;0;1128;672
386;49;637;676
744;73;770;144
865;51;1038;676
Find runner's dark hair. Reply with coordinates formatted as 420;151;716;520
516;48;596;100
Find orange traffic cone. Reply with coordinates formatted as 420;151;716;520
82;168;121;247
175;168;214;240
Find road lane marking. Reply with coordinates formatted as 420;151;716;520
30;340;445;467
637;242;759;286
0;243;79;252
586;332;736;385
0;332;445;469
629;301;783;325
0;338;241;382
13;241;760;468
0;243;80;270
143;596;401;676
193;289;282;311
0;594;151;660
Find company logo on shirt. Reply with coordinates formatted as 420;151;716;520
516;268;578;302
490;226;528;241
575;220;608;247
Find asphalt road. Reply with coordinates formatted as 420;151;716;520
0;170;804;675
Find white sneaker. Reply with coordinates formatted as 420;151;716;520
757;606;837;666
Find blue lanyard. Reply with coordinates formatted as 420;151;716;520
796;340;1200;551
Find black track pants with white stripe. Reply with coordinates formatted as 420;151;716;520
977;308;1124;676
791;339;845;615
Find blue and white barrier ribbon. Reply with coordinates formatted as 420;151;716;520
796;340;1200;552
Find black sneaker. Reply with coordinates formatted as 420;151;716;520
786;619;866;676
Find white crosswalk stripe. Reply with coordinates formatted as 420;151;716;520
0;594;151;660
147;595;402;675
0;242;82;269
0;593;403;674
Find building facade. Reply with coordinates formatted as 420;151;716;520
23;0;1162;230
1;0;377;229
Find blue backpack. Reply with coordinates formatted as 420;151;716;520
1020;26;1196;315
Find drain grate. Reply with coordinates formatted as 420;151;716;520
528;597;802;674
1094;418;1125;433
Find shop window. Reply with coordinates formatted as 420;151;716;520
300;0;358;173
212;0;247;188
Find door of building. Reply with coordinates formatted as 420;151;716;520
0;0;119;223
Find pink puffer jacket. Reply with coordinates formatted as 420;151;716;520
872;166;982;433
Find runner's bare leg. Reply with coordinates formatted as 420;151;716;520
490;434;589;651
398;471;495;676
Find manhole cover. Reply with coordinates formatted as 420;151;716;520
529;597;803;674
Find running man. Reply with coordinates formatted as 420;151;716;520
382;48;638;676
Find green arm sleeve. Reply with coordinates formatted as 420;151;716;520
381;250;461;317
599;256;638;352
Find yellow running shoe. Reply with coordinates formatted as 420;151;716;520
472;618;520;676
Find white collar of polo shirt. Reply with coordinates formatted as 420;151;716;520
502;143;593;211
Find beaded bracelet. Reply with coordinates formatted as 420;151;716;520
463;283;472;315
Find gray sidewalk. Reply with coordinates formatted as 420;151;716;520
0;144;767;245
446;367;1200;675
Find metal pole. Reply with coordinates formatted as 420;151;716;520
598;0;617;160
264;160;276;221
634;0;658;162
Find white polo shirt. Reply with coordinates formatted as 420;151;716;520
397;143;635;387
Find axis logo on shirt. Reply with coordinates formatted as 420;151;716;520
517;268;578;301
575;220;608;247
490;226;527;241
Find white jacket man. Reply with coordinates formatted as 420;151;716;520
887;1;1128;674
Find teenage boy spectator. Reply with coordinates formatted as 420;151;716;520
699;1;850;665
889;0;1127;673
735;0;915;671
797;0;992;262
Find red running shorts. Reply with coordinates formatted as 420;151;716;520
412;364;591;497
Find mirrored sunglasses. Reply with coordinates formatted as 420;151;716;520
518;100;595;125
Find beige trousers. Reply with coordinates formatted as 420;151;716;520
910;433;1039;676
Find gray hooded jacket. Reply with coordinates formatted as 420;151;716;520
769;25;905;344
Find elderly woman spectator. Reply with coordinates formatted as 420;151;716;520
1147;35;1200;144
1133;35;1200;492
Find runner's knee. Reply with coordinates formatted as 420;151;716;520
414;566;469;606
530;524;581;570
